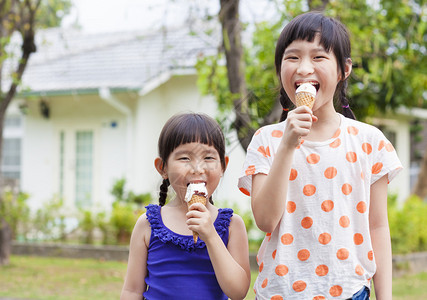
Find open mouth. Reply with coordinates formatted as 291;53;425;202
187;181;206;186
295;81;320;92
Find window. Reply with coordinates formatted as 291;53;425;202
2;115;22;180
1;138;21;180
4;115;21;128
75;131;93;207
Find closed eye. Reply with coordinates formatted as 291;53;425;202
284;56;298;60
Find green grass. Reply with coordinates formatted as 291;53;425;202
0;256;426;300
0;256;127;300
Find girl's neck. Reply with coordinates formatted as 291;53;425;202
306;108;340;142
166;197;188;210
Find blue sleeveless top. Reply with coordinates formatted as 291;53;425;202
144;204;233;300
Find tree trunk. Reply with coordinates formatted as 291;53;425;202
412;147;427;200
0;218;12;266
219;0;254;150
0;27;36;266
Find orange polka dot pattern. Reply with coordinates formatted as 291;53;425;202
238;114;403;298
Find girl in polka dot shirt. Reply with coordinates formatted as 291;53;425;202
238;12;402;300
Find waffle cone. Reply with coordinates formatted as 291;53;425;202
187;194;207;243
296;92;315;109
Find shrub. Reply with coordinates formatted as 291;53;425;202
110;177;152;207
79;210;96;244
110;202;143;244
108;178;150;244
389;194;427;254
30;197;66;241
0;189;30;240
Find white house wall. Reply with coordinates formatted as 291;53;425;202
18;94;129;213
20;100;56;210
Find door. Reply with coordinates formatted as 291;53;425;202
59;129;94;208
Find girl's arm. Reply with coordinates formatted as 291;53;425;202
188;205;251;300
206;214;251;300
120;214;150;300
369;175;392;300
251;107;315;232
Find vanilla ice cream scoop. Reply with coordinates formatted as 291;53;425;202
185;183;208;203
295;83;316;109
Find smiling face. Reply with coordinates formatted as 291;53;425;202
162;142;224;203
280;35;342;111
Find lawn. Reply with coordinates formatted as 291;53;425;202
0;256;126;300
0;255;426;300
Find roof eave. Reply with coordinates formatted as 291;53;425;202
16;67;197;98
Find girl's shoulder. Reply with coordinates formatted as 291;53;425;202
341;115;386;139
253;121;285;137
227;212;246;230
131;210;151;248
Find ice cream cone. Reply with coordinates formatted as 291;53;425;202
295;92;316;109
295;83;316;109
187;194;207;242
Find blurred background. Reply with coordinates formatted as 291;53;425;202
0;0;426;299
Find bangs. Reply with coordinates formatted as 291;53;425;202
283;15;335;52
167;114;220;150
275;12;350;75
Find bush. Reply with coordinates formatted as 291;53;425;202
30;197;67;241
109;178;150;244
110;202;143;244
389;194;427;254
0;189;30;240
110;177;152;206
79;210;96;244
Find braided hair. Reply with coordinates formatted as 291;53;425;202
156;113;227;206
159;179;170;207
275;12;356;121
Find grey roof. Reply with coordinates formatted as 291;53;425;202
3;26;218;95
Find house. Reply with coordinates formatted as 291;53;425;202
2;26;424;214
3;26;248;214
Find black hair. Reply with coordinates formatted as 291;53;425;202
274;12;356;121
157;113;226;206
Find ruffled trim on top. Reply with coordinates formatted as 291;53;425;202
145;204;233;252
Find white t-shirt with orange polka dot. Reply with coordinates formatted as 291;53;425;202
238;114;402;300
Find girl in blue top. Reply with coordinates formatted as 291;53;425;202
121;113;251;300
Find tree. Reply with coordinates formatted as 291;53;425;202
0;0;71;266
